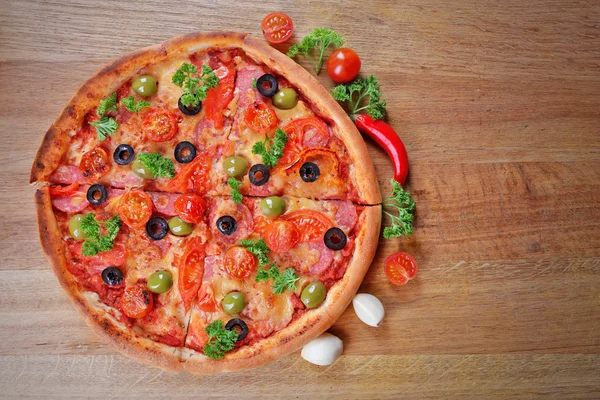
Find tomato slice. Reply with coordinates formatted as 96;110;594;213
49;182;80;196
79;147;110;180
244;102;278;134
174;194;207;224
117;190;153;229
265;220;301;253
168;149;214;194
205;62;236;129
253;215;273;236
223;246;257;279
261;12;294;44
279;117;330;167
122;283;154;319
285;147;340;177
177;237;206;313
384;252;418;286
282;210;333;242
197;283;218;312
143;108;179;142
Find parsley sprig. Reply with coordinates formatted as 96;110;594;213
203;320;238;360
172;63;220;108
227;178;243;204
251;128;288;168
137;153;176;179
287;28;344;74
382;179;416;239
120;96;150;112
256;265;300;295
331;75;387;120
96;93;118;116
240;239;271;266
90;93;119;140
80;214;121;257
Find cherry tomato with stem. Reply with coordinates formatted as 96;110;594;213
261;12;294;44
384;252;418;286
326;48;361;83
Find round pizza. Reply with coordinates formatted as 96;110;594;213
31;32;381;373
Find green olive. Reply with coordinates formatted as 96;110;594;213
222;156;249;178
132;75;157;97
301;282;327;309
272;88;298;110
260;196;286;217
222;292;246;315
168;216;194;236
147;271;173;294
68;214;87;241
132;158;154;179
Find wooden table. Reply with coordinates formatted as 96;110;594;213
1;0;599;398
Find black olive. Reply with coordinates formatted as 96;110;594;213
324;227;347;251
178;96;201;116
225;318;248;342
256;74;279;97
300;162;320;183
146;217;169;240
87;184;108;205
113;144;135;165
248;164;270;186
174;141;197;164
101;266;124;286
216;215;237;236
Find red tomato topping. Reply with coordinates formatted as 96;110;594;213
253;215;273;236
244;102;278;134
223;246;257;279
326;48;362;83
205;62;236;129
197;283;218;312
117;190;153;229
282;210;333;242
279;117;330;166
265;220;301;253
261;12;294;44
79;147;110;180
168;149;214;194
122;283;154;319
174;194;207;224
143;108;179;142
177;237;206;313
49;182;80;196
384;252;418;286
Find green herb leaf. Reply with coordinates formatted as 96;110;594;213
382;179;416;239
80;214;121;257
251;128;289;168
287;28;344;74
89;117;118;140
172;63;220;108
137;153;176;179
97;93;118;117
272;268;300;294
240;239;271;266
331;75;387;120
227;178;243;204
252;78;257;88
120;96;150;112
203;320;238;360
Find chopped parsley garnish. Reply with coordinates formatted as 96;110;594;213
382;179;416;239
120;96;150;112
96;93;118;117
227;178;243;204
251;78;257;88
256;265;299;295
80;214;121;257
137;153;176;179
239;239;271;266
287;28;344;74
331;75;386;120
203;320;238;360
172;63;220;108
89;117;118;140
251;128;288;168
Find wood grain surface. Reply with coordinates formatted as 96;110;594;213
1;0;599;398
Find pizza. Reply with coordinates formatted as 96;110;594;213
31;32;381;373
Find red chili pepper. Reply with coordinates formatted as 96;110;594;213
354;114;409;184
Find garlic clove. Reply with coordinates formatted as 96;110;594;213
352;293;385;327
301;332;343;366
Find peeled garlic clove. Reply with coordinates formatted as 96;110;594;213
352;293;385;327
301;332;343;366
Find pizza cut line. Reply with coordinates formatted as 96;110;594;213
31;32;381;373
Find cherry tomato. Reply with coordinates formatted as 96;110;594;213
197;283;218;312
326;48;361;83
143;108;179;142
168;149;214;194
49;182;80;196
265;220;301;253
205;62;236;129
174;194;207;224
79;147;110;180
244;102;278;134
384;252;418;286
253;215;273;236
224;246;257;279
122;283;154;319
282;210;333;242
279;117;330;166
117;190;153;229
261;12;294;44
177;237;206;313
